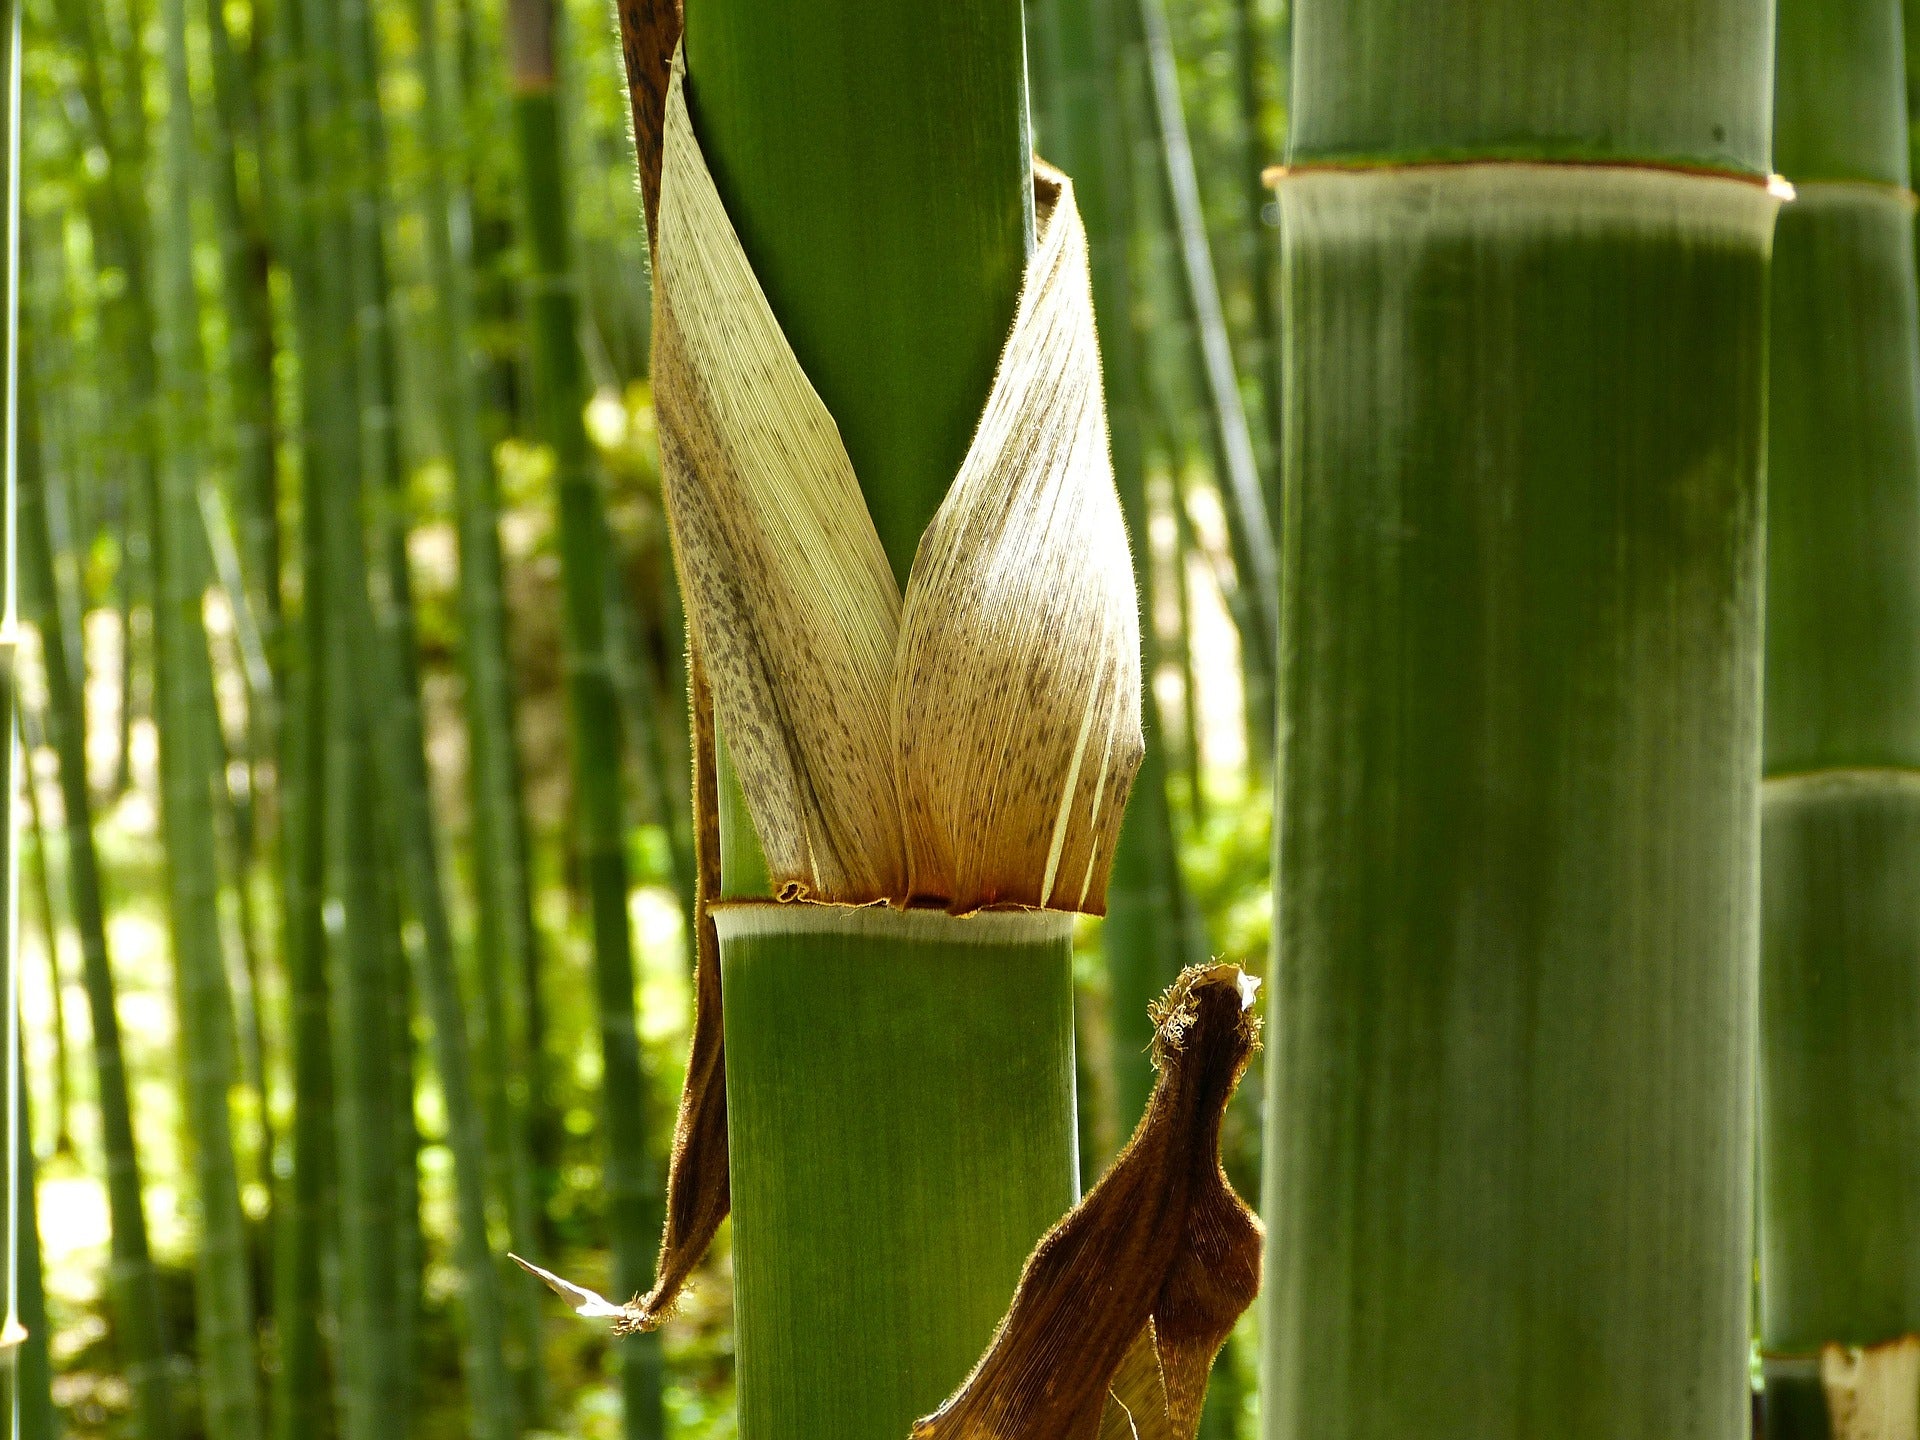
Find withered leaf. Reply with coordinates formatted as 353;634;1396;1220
914;964;1263;1440
650;49;1140;915
1823;1335;1920;1440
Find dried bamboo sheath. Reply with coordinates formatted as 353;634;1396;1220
1263;5;1779;1438
1759;2;1920;1437
650;29;1140;1434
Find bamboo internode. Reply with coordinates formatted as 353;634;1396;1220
1263;5;1781;1437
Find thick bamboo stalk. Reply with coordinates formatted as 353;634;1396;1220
20;327;176;1440
1758;3;1920;1434
504;1;661;1431
719;906;1078;1436
664;7;1082;1435
1261;4;1778;1437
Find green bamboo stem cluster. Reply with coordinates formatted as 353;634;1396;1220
505;0;660;1431
19;344;176;1440
1758;2;1920;1434
410;0;549;1361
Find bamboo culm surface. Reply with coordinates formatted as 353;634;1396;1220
1262;3;1778;1437
1758;1;1920;1434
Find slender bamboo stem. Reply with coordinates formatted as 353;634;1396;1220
1262;3;1778;1436
1234;0;1283;525
1136;0;1277;655
155;0;267;1426
1131;10;1275;777
19;720;70;1158
46;0;157;805
504;1;660;1430
411;0;547;1292
200;0;280;684
14;1069;52;1440
19;326;176;1440
264;0;337;1423
1758;2;1920;1433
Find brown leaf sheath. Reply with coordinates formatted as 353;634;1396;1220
913;965;1264;1440
651;54;1141;912
613;0;679;236
621;650;730;1330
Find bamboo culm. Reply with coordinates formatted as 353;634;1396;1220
1262;2;1778;1436
1758;1;1920;1433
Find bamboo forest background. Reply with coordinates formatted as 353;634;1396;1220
7;0;1288;1434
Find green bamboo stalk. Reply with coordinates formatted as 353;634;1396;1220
4;14;52;1428
19;705;71;1158
154;0;267;1426
1136;0;1277;654
1131;5;1276;776
377;844;422;1424
293;0;405;1429
672;8;1082;1436
324;706;405;1440
200;0;280;667
45;0;158;805
719;908;1079;1436
332;6;428;1409
14;1064;53;1440
1261;4;1778;1437
682;0;1033;588
19;324;177;1440
262;0;337;1424
332;11;521;1427
503;2;659;1431
1047;0;1196;1138
1757;2;1920;1434
1234;0;1282;525
196;489;274;1203
360;311;522;1440
1169;469;1208;824
411;0;548;1289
